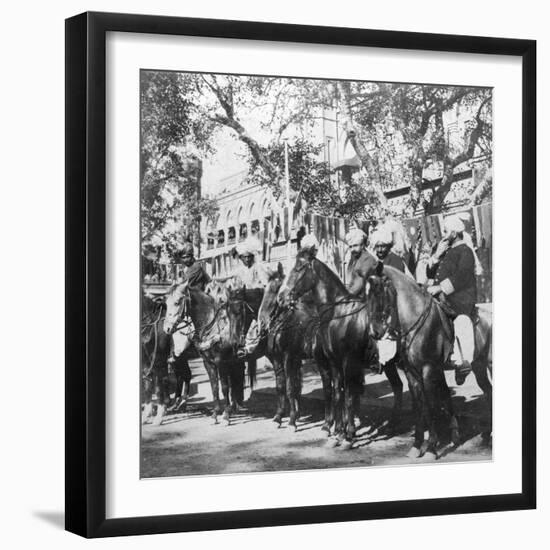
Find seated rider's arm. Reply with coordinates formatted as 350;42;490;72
186;264;211;289
211;274;234;283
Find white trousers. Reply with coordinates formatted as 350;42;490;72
452;314;474;364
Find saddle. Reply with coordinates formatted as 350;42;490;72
435;293;480;325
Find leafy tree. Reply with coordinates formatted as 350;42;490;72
141;71;218;259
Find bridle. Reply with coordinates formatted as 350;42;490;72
287;259;368;323
141;303;164;381
286;259;315;304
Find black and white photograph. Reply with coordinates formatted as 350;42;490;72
140;70;494;478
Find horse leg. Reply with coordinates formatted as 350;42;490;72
203;358;221;424
286;356;302;431
472;356;492;443
152;371;168;426
272;356;286;426
404;369;425;458
317;354;333;435
230;361;246;411
436;369;460;447
420;363;441;459
141;376;154;424
340;364;359;450
219;365;232;426
330;362;345;445
383;356;403;431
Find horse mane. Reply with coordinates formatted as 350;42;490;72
380;265;438;322
312;258;349;296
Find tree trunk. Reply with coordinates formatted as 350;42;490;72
337;81;389;216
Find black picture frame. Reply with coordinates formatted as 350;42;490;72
65;11;536;538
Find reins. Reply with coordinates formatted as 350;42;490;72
399;294;433;357
141;304;163;381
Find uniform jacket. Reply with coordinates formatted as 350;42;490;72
383;251;406;273
427;241;476;316
232;261;270;289
181;262;211;291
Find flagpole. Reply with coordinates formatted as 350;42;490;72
284;139;292;265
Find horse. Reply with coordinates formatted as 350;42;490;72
141;294;192;425
238;266;330;431
278;252;404;448
366;261;468;458
164;283;254;425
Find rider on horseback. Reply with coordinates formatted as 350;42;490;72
345;228;376;299
370;227;408;274
426;215;477;386
344;228;394;369
214;238;270;290
169;242;211;410
177;242;211;290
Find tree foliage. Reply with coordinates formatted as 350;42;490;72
141;71;493;258
141;71;218;259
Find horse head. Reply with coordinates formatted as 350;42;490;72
366;261;398;339
163;282;188;335
277;252;317;308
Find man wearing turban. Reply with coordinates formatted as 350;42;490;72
345;228;377;298
426;215;477;385
176;242;211;291
298;233;319;258
215;238;270;289
370;227;408;273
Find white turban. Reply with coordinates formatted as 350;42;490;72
237;238;261;256
371;227;393;246
443;215;465;234
345;228;367;246
300;233;319;251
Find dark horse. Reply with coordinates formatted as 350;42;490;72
239;267;330;431
163;283;255;425
366;262;461;458
367;262;493;454
278;252;403;448
141;294;192;425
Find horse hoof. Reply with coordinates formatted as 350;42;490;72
339;440;353;451
451;429;461;447
325;437;340;448
406;446;422;459
212;416;219;425
321;423;331;435
273;416;282;427
223;419;231;427
418;451;438;462
152;417;163;427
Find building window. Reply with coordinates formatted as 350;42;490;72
250;219;260;236
239;223;248;242
207;234;215;250
217;230;225;248
228;226;236;245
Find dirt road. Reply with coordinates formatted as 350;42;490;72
141;359;492;478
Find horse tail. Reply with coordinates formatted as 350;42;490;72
248;358;257;389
